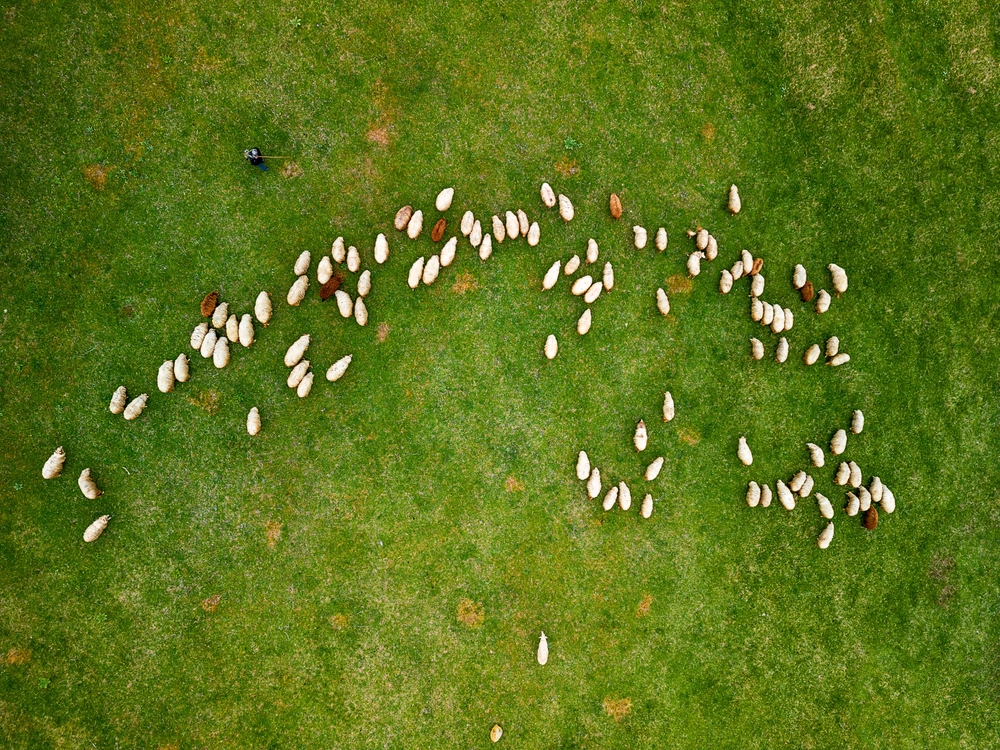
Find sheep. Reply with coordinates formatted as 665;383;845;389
738;436;753;466
881;485;896;513
750;274;765;298
851;409;865;435
587;467;601;499
190;322;209;350
775;337;789;363
394;206;413;231
827;353;850;367
845;492;860;516
586;239;599;264
750;338;764;360
618;481;632;511
760;484;773;508
603;485;619;510
332;236;346;262
429;221;445;245
731;259;745;281
817;493;834;519
662;392;675;422
294;250;311;276
799;474;815;498
634;420;648;452
42;446;66;479
804;345;821;365
542;261;561;290
83;515;110;543
199;328;218;359
544;334;558;360
470;220;482;248
537;632;549;665
858;485;872;512
460;211;474;236
792;265;806;290
326;354;353;382
319;276;344;301
834;462;850;485
492;215;506;243
576;451;591;481
817;522;834;549
741;250;753;276
640;494;654;518
790;471;807;494
806;443;825;467
633;226;647;249
435;237;456;269
728;184;741;214
226;314;239;343
110;386;127;415
335;290;354;318
374;234;389;265
213;338;230;368
78;468;102;499
770;305;785;334
655;228;668;252
830;429;847;455
800;280;815;302
609;193;622;219
706;235;718;261
354;298;368;326
696;229;708;251
211;301;229;330
656;288;671;316
541;183;556;208
776;480;796;510
287;275;308;306
720;270;734;294
318;256;333;284
815;289;831;313
584;282;602;304
518;210;529;235
783;307;794;331
564;255;581;275
826;337;840;357
645;457;664;481
505;211;519;240
603;263;614;291
435;187;454;212
687;252;702;277
848;461;862;488
174;353;190;382
750;297;763;321
157;360;175;393
747;481;761;507
422;255;441;285
408;257;425;289
479;234;493;261
296;372;314;398
869;476;883;503
577;309;592;335
558;194;574;222
863;506;879;530
247;407;261;436
527;222;540;246
491;726;503;744
828;263;848;295
284;335;310;367
571;275;593;296
123;393;148;420
255;291;272;326
347;246;361;273
761;302;774;326
358;269;372;296
200;291;219;317
406;210;423;239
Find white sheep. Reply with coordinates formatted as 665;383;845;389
358;269;372;296
634;420;648;451
750;297;763;321
618;481;632;511
491;215;505;243
540;183;556;208
640;494;654;518
287;275;308;306
731;259;745;281
470;220;482;247
645;457;664;481
655;228;668;252
190;322;208;350
806;443;825;467
869;476;883;503
799;474;814;498
720;270;734;294
537;632;549;665
570;275;593;296
406;210;423;239
783;307;794;331
696;229;708;251
633;226;647;249
226;314;239;343
845;492;860;516
828;353;850;367
687;252;702;277
586;239;599;264
583;282;602;304
558;194;574;222
776;480;796;510
564;255;581;275
247;407;261;436
422;255;441;285
790;471;807;494
284;335;310;367
817;522;834;549
527;222;540;246
761;302;773;326
408;257;425;289
157;360;175;393
750;338;764;360
830;429;847;455
662;392;675;422
199;329;218;359
706;235;718;261
42;446;66;479
576;451;590;481
374;233;389;264
238;315;254;348
602;486;618;510
255;291;272;326
110;386;127;414
747;481;761;507
347;246;361;273
544;334;558;360
741;250;753;276
760;484;773;508
817;493;834;519
460;211;474;236
793;264;806;290
317;256;333;284
750;274;765;298
335;290;354;318
587;467;601;499
804;345;821;365
770;304;785;334
213;338;230;368
834;462;850;486
828;263;848;294
603;263;614;291
542;261;561;290
881;485;896;513
294;250;311;276
326;354;352;381
775;337;789;363
518;210;529;235
815;289;831;313
479;234;493;261
296;371;314;398
78;468;102;499
212;301;229;330
332;236;346;262
738;436;753;466
435;187;454;212
728;184;741;214
577;309;592;335
123;393;148;420
355;298;368;326
505;211;520;240
83;515;110;543
656;288;671;316
826;337;840;357
852;410;864;434
858;485;872;512
848;461;862;489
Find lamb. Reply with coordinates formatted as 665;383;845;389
881;485;896;513
200;291;219;317
296;372;314;398
804;345;821;365
662;392;675;422
655;228;668;252
687;252;702;277
347;246;361;273
213;338;230;368
460;211;474;236
110;386;127;414
408;257;425;289
255;292;272;326
806;443;825;467
800;281;815;302
826;337;840;357
247;407;261;436
738;436;753;465
747;481;761;508
706;235;718;261
603;485;619;511
479;234;493;261
83;515;110;543
358;269;372;296
815;289;831;313
728;184;741;214
656;288;671;316
332;236;346;262
741;250;753;276
750;338;764;360
505;211;519;240
828;263;848;295
576;451;591;481
287;275;308;306
542;261;561;290
492;215;506;243
761;302;774;326
375;234;389;265
696;229;708;251
770;305;785;334
603;263;614;291
190;322;209;350
335;290;354;318
634;420;648;451
816;493;834;519
645;457;664;481
817;522;834;549
470;220;482;248
123;393;148;420
633;226;647;249
848;461;862;488
540;183;556;208
827;353;850;366
212;301;229;330
406;210;423;239
78;468;102;499
776;480;796;510
852;410;865;434
830;429;847;455
320;275;344;300
435;187;454;212
750;297;763;321
527;222;540;246
558;194;574;222
354;298;368;326
720;270;734;294
834;462;850;485
775;337;789;363
760;484;773;508
517;210;529;236
284;335;310;367
587;468;601;499
318;256;333;284
584;282;602;304
226;314;239;343
790;471;807;494
799;474;815;498
845;492;860;516
42;447;66;479
199;329;218;359
157;360;175;393
544;334;558;360
618;482;632;511
577;309;592;335
422;255;441;285
564;255;581;275
326;354;352;382
792;264;806;290
609;193;622;219
394;206;413;231
586;239;599;264
640;494;654;518
731;260;745;281
750;274;764;298
537;632;549;665
571;275;593;296
294;250;311;276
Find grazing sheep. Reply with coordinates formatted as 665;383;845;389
354;298;368;326
881;485;896;513
806;443;825;467
655;228;668;252
770;305;785;334
190;322;209;350
747;481;761;507
42;447;66;479
406;210;423;239
804;344;821;365
319;275;343;300
374;233;389;265
296;372;314;398
558;194;574;222
845;492;860;516
110;386;127;414
492;215;506;243
470;220;482;247
815;289;831;313
656;289;670;316
587;467;601;499
869;476;883;503
123;393;148;420
435;187;454;212
720;270;734;294
83;515;110;543
695;229;708;251
830;429;847;455
347;246;361;273
783;307;794;331
586;238;599;264
157;360;175;393
640;494;654;518
318;256;333;284
750;274;765;298
291;363;313;390
731;259;745;281
603;262;614;291
817;493;834;519
332;236;346;262
226;314;239;343
828;264;848;295
775;337;789;363
439;237;457;268
706;235;718;261
728;184;741;214
800;280;815;302
609;193;622;219
537;632;549;665
852;410;865;434
751;257;763;276
199;328;218;359
422;255;441;286
200;291;219;317
799;475;815;498
394;206;413;231
335;290;354;318
584;282;602;304
750;338;764;360
776;480;796;510
284;335;310;367
645;457;664;481
687;252;702;277
326;354;352;382
213;338;230;368
358;269;372;296
287;275;309;306
255;292;272;326
662;392;675;422
543;334;559;360
541;183;556;208
750;297;763;321
817;522;834;549
212;301;229;330
760;484;773;508
634;420;648;452
633;226;647;249
564;255;581;275
294;250;311;276
518;210;529;235
603;485;619;511
542;261;561;290
738;436;753;466
576;451;591;481
505;211;519;240
790;471;807;494
848;461;862;489
741;250;753;276
858;485;872;512
834;462;850;485
793;265;806;290
479;234;493;261
247;407;261;436
618;481;632;511
527;222;540;246
863;506;879;530
78;468;102;499
577;308;592;335
826;336;840;357
827;353;850;366
408;257;425;289
571;275;593;296
761;302;774;326
460;211;474;236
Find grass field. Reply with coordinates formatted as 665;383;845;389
2;0;1000;747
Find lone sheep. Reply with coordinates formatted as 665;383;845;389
78;468;102;499
83;515;110;543
326;354;353;382
576;451;590;481
247;407;261;436
738;436;753;466
42;446;66;479
634;420;648;452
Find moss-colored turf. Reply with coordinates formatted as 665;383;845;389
1;1;999;747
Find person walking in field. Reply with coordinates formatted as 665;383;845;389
244;147;268;171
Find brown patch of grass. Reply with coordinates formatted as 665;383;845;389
187;390;221;415
602;697;632;722
667;274;694;295
191;47;225;73
281;162;304;179
5;648;31;665
330;614;350;630
366;125;392;146
120;305;134;318
452;271;479;295
157;744;180;750
82;164;113;191
201;594;221;613
701;122;716;141
678;427;701;446
376;322;390;343
636;594;653;618
928;556;955;581
456;598;485;629
265;521;282;549
505;475;525;492
554;157;580;177
937;585;957;608
365;78;398;148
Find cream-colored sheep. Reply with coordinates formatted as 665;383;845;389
828;263;848;294
750;274;765;298
583;282;602;304
656;288;671;316
542;261;561;290
848;461;862;489
806;443;825;467
564;255;581;275
587;467;601;499
422;255;441;286
544;334;558;360
750;297;763;321
326;354;352;382
435;187;454;212
826;337;840;357
460;211;474;236
738;436;753;466
83;514;110;542
492;215;505;243
470;220;482;248
783;307;794;331
804;344;821;365
817;522;835;549
558;194;574;222
799;474;814;498
640;493;654;518
123;393;148;420
790;471;807;494
618;481;632;511
317;256;333;284
284;335;310;367
199;329;218;359
577;308;592;335
793;264;806;290
42;446;66;479
479;234;493;261
347;246;360;273
157;360;175;393
845;492;860;516
696;229;708;251
852;410;864;435
662;392;675;422
110;386;127;414
687;252;702;277
537;632;549;665
747;481;761;507
358;269;372;296
225;314;239;343
881;485;896;513
255;291;272;326
750;338;764;361
332;236;347;262
540;182;556;208
858;485;872;512
296;371;314;398
645;457;664;481
720;270;734;294
776;480;796;510
78;468;102;499
212;301;229;330
603;262;614;291
408;257;425;289
834;462;850;486
247;407;261;436
586;239;599;264
354;298;368;326
576;451;590;481
770;304;785;334
633;226;647;249
655;228;668;252
375;233;389;264
518;210;529;236
527;222;540;246
505;211;519;240
830;429;847;455
407;210;423;239
760;484;773;508
603;485;619;511
294;250;311;276
728;184;741;214
815;289;831;313
706;234;718;261
817;493;833;519
741;250;753;276
571;275;593;296
761;301;773;326
213;338;230;368
287;275;308;306
335;290;354;318
828;353;850;367
775;337;789;363
869;476;883;503
634;420;648;452
731;259;745;281
190;322;208;350
170;353;189;386
238;315;254;348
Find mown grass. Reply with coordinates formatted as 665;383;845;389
1;0;999;747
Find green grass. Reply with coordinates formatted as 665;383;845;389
2;0;999;747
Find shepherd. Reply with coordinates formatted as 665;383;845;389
244;147;267;170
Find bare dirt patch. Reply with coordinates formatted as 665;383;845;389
82;164;113;191
678;427;701;446
667;274;693;295
281;162;304;179
5;648;31;665
330;614;350;630
603;697;632;721
554;157;580;177
265;521;282;549
456;598;485;629
636;594;653;618
201;594;221;613
376;321;390;343
187;390;220;415
452;271;479;295
504;476;525;492
366;125;392;146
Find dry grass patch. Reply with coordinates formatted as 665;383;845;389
187;389;220;415
330;614;350;630
701;122;716;141
376;321;390;343
602;697;632;721
82;164;113;191
678;427;701;445
636;594;653;617
504;475;525;492
667;274;693;295
452;271;479;295
456;598;485;629
366;125;392;146
265;521;282;549
281;162;304;179
5;648;31;665
201;594;221;613
554;157;580;177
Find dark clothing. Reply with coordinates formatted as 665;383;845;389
244;148;268;170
